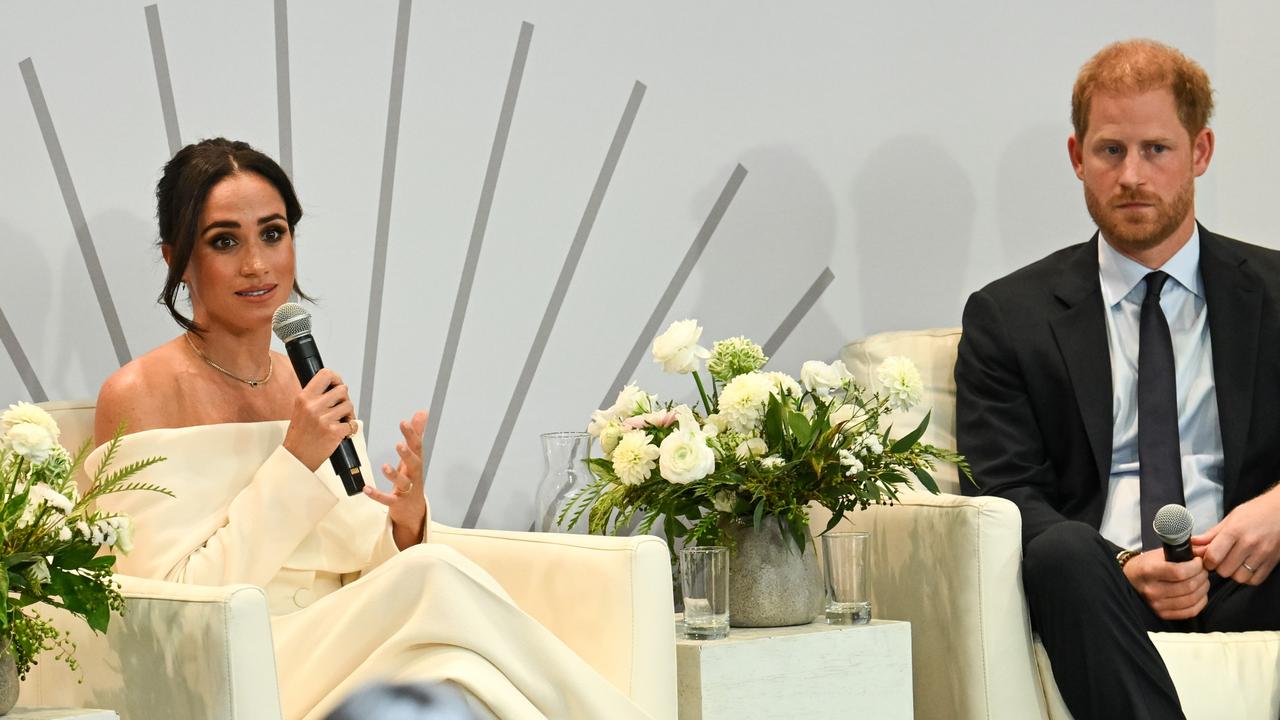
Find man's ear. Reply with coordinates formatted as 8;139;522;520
1192;127;1215;178
1067;134;1085;181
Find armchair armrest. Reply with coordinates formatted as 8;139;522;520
812;492;1047;720
23;574;282;720
429;523;676;720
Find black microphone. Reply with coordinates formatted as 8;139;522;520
271;302;364;496
1153;504;1194;563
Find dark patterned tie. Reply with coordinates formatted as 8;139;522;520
1138;270;1186;550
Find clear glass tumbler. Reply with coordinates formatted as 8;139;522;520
821;531;872;624
680;546;730;639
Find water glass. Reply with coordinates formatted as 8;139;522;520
822;531;872;624
680;546;730;639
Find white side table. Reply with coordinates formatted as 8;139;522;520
7;709;118;719
675;618;912;720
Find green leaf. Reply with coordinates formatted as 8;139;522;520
752;499;765;530
822;510;845;534
763;394;785;448
891;410;932;453
910;466;940;494
786;409;812;448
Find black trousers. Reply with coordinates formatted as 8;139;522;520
1023;521;1280;720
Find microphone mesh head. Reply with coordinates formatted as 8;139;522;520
271;302;312;343
1152;504;1194;545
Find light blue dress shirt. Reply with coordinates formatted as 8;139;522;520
1097;228;1225;550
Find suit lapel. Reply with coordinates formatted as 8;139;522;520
1049;235;1113;484
1200;227;1261;493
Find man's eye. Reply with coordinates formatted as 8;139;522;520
1104;145;1122;156
1150;144;1168;154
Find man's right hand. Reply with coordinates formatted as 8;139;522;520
1122;549;1210;621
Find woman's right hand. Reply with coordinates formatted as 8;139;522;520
283;368;356;471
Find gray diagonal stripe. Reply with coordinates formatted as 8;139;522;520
144;5;182;155
421;21;534;481
20;58;132;367
599;163;747;409
274;0;293;176
463;80;646;528
358;0;413;433
762;266;835;358
0;307;47;403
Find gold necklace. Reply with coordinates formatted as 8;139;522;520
184;332;273;388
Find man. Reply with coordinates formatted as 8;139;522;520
956;39;1280;719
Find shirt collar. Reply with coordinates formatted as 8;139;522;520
1098;225;1203;307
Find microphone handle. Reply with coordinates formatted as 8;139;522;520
284;335;365;496
1162;539;1193;563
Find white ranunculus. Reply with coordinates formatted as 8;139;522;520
611;384;655;418
878;356;924;411
599;421;625;455
652;319;711;374
712;490;737;513
8;424;56;464
734;437;768;460
658;425;715;484
1;402;60;441
718;372;776;434
610;430;661;486
800;360;853;396
703;413;728;434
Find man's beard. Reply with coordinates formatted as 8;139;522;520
1084;179;1194;254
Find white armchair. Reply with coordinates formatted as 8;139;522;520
22;401;677;720
812;329;1280;720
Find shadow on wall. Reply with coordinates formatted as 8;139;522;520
0;221;50;402
683;145;841;368
997;123;1090;273
850;135;976;335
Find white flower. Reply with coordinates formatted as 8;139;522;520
838;449;864;476
652;319;711;374
610;430;661;486
862;434;884;455
735;437;768;460
6;424;56;464
29;482;73;514
712;490;737;513
764;372;803;399
599;421;625;455
878;356;924;411
57;525;72;542
658;425;716;484
108;516;134;554
829;403;856;431
718;372;776;434
760;455;785;469
703;413;729;435
586;409;612;438
76;520;92;540
1;402;60;441
800;360;853;396
612;384;655;418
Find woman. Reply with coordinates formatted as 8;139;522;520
91;138;649;720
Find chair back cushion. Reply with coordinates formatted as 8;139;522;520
841;328;962;493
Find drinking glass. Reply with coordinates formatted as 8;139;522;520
821;531;872;624
680;546;730;639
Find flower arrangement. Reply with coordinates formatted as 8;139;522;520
561;320;969;552
0;403;169;678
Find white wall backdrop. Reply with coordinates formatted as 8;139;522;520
2;0;1278;529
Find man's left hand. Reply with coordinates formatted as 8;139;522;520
1191;485;1280;585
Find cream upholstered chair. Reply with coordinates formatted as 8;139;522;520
21;400;677;720
811;328;1280;720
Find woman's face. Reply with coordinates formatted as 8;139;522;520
182;172;296;334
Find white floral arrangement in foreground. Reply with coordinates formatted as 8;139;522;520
0;403;169;678
561;320;969;551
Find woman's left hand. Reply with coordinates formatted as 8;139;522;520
362;410;429;549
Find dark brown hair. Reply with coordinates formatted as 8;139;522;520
1072;39;1214;141
156;137;307;333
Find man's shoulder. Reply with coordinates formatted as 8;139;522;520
1203;229;1280;272
972;239;1094;302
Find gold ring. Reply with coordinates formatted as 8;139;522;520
1243;561;1257;573
393;481;413;496
347;419;358;437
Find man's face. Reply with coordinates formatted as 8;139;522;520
1068;87;1213;256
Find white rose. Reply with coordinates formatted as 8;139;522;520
610;430;661;486
718;372;776;434
652;319;711;375
599;421;625;455
800;360;852;396
712;490;737;513
878;356;924;411
734;437;768;460
1;402;60;441
7;424;56;464
658;426;715;484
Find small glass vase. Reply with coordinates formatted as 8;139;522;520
533;431;592;533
